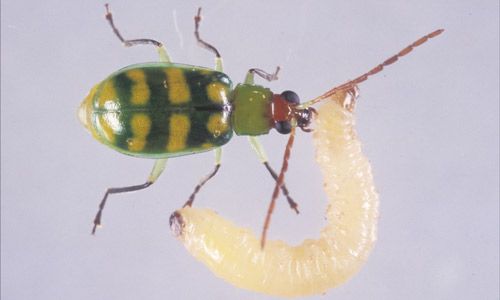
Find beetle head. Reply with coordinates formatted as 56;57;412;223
271;90;316;134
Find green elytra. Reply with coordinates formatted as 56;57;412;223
80;5;443;242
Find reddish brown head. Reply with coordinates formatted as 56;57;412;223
271;90;316;134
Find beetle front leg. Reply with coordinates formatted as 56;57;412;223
248;136;299;213
183;147;222;207
92;158;168;234
243;66;280;85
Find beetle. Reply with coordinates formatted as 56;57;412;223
79;4;443;242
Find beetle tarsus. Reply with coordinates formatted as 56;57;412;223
194;7;221;58
249;66;281;82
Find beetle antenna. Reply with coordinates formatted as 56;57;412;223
260;126;296;249
299;28;444;108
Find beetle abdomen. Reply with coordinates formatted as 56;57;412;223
79;63;233;158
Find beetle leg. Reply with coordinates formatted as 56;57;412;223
244;66;280;85
92;158;168;234
183;147;222;207
104;4;171;62
194;8;223;71
248;136;299;214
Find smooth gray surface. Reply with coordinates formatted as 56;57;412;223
2;1;498;299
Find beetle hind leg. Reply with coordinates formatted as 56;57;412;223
91;158;168;234
104;4;171;62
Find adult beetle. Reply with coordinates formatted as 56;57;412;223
79;5;443;244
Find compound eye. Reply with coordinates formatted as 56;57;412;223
280;90;300;105
275;120;292;134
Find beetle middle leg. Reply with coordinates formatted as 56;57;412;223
92;158;168;234
183;147;222;207
193;7;223;71
104;4;171;62
249;136;299;214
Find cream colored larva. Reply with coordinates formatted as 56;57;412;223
170;91;379;297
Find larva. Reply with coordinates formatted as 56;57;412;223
170;90;379;297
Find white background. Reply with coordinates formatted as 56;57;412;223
2;1;498;299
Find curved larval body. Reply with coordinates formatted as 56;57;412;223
171;94;379;297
